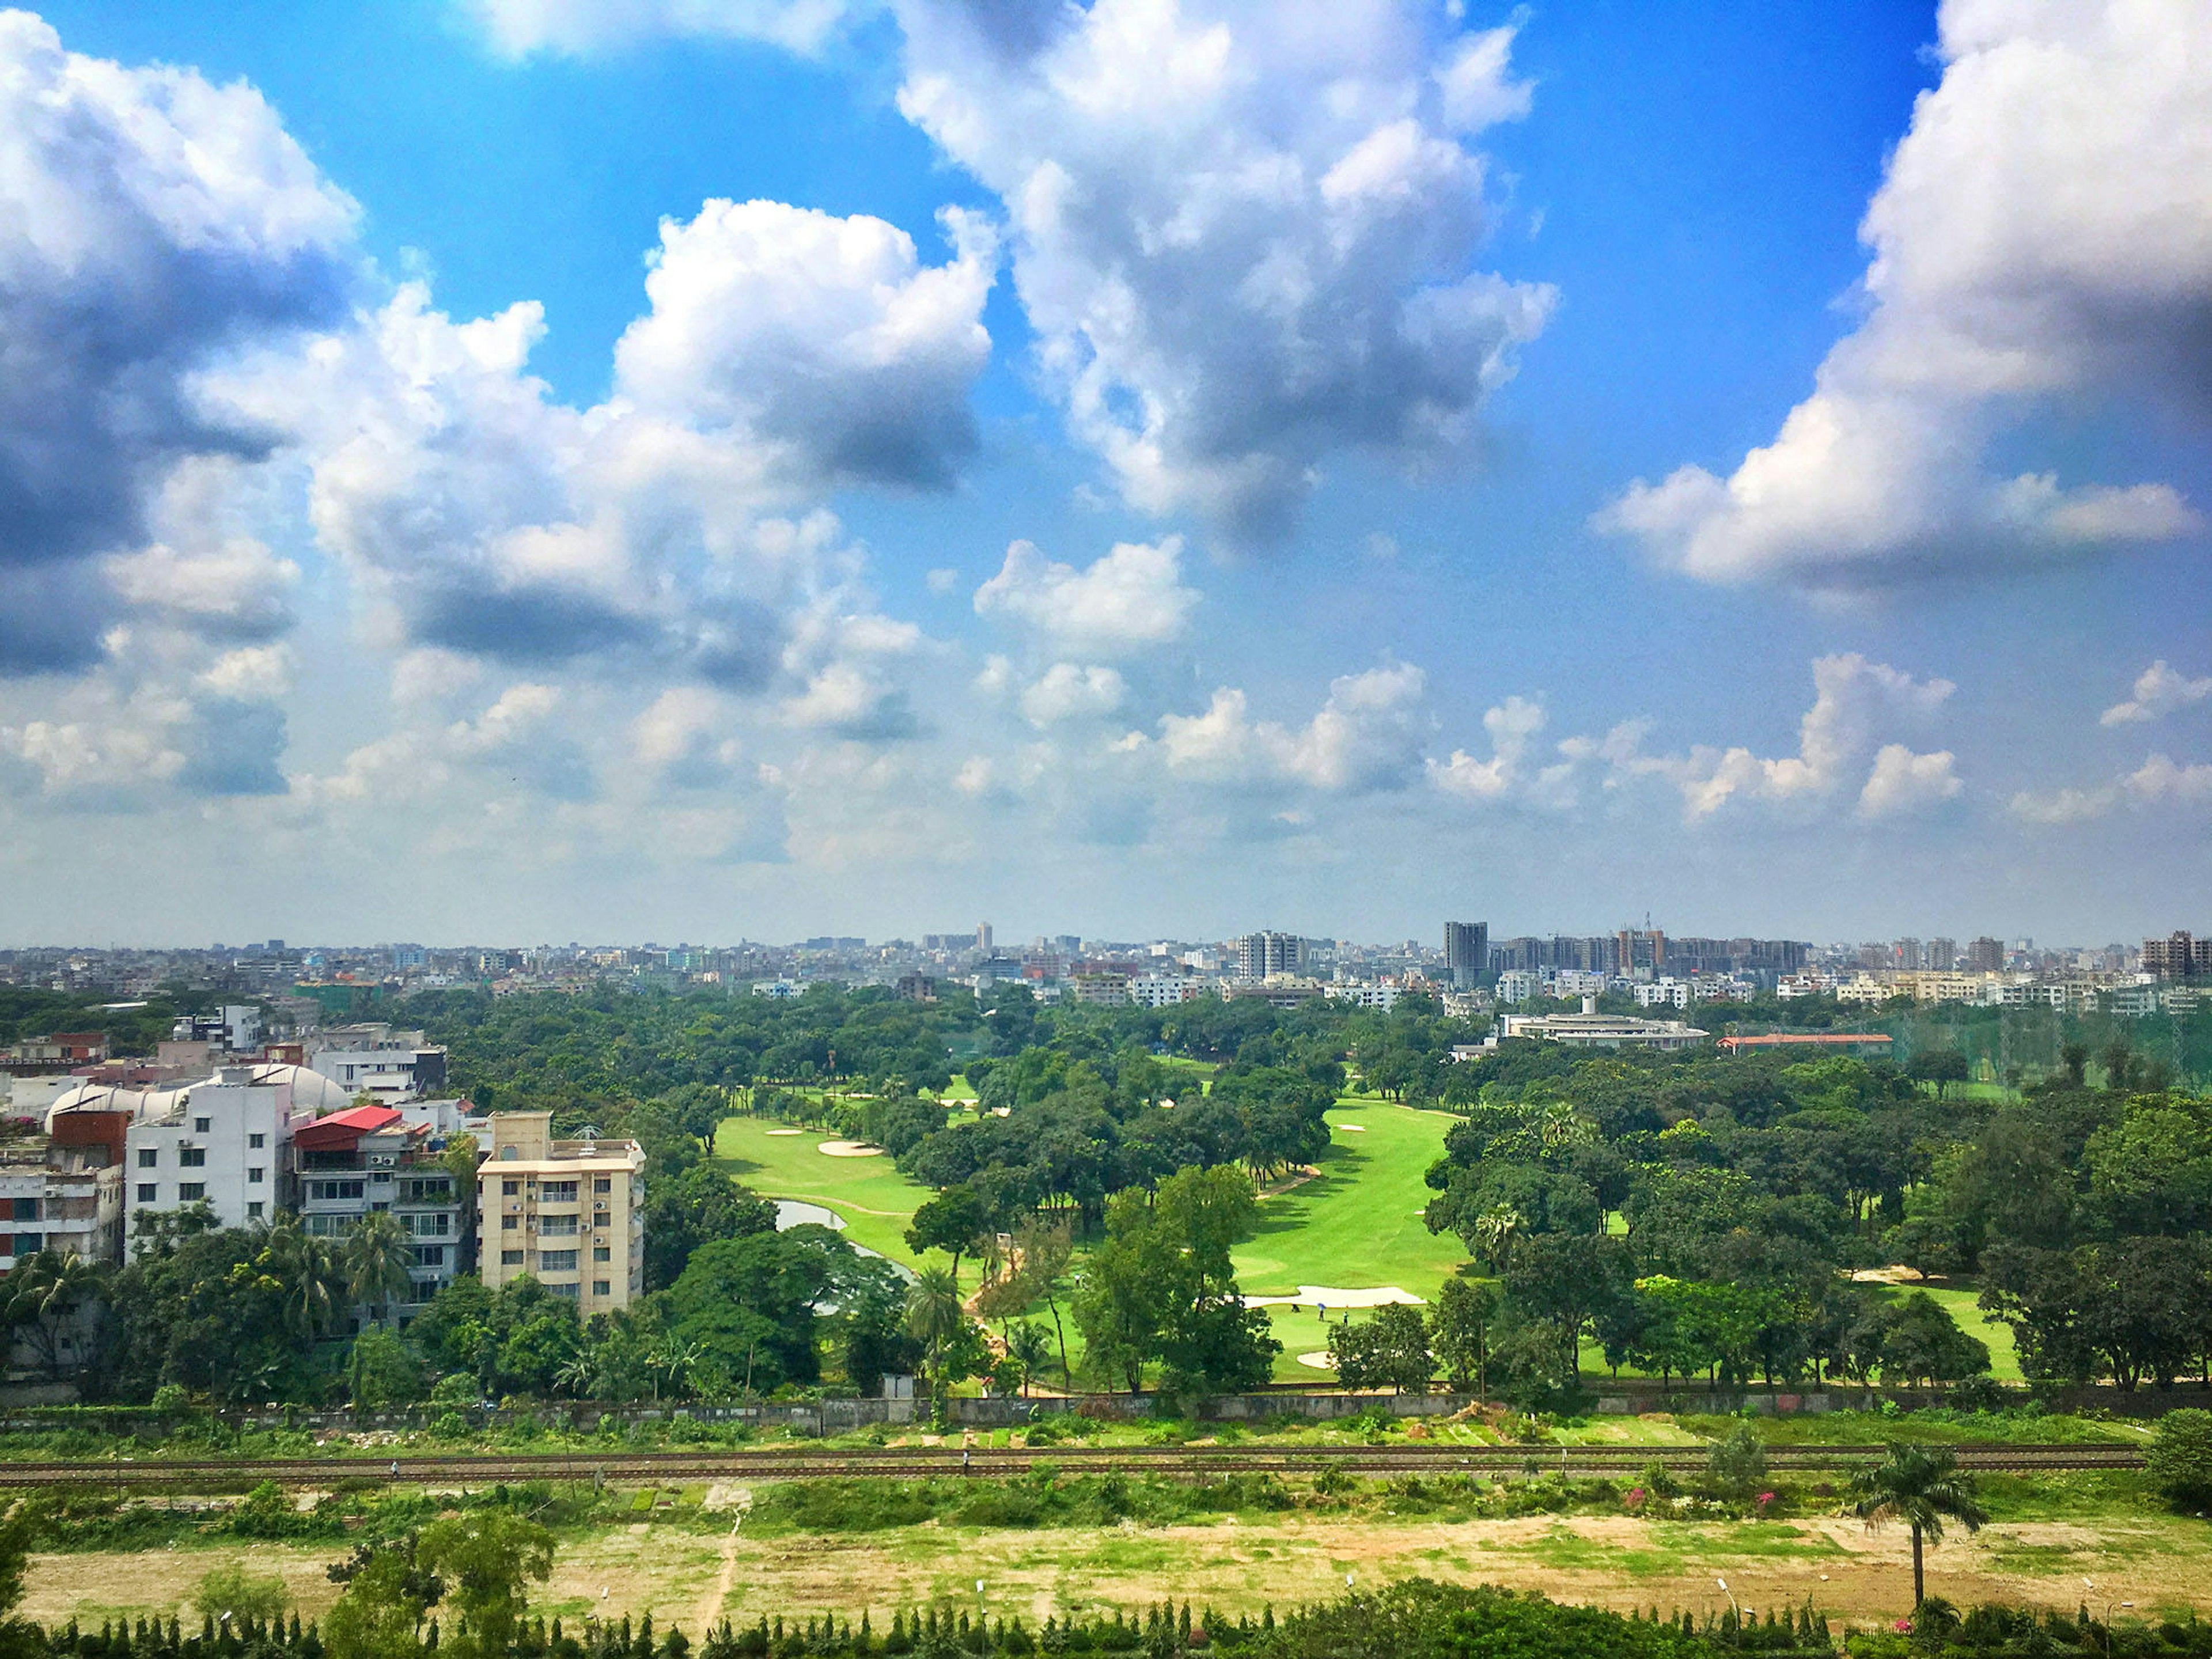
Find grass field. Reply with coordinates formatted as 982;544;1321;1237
1236;1104;1464;1380
18;1480;2210;1632
713;1116;938;1267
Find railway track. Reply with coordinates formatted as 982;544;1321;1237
0;1441;2144;1487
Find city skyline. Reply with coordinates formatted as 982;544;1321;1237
0;2;2206;943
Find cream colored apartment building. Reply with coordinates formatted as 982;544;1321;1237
478;1112;646;1312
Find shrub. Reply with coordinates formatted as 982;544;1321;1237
150;1384;191;1415
1705;1423;1767;1499
2147;1408;2212;1507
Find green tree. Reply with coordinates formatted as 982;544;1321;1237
324;1541;443;1659
348;1326;425;1411
416;1510;555;1659
904;1265;984;1421
257;1214;344;1344
1005;1322;1052;1396
1072;1190;1176;1393
1849;1442;1987;1608
344;1213;418;1324
2146;1408;2212;1508
1;1249;108;1381
196;1563;290;1628
904;1184;991;1279
1429;1277;1499;1396
1876;1291;1991;1388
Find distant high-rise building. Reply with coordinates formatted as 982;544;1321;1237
1236;931;1300;982
976;922;993;952
2143;931;2210;979
1926;937;1959;972
1616;928;1664;979
1444;921;1489;989
1965;936;2005;973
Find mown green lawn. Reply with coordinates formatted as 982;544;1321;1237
1235;1103;1467;1381
713;1116;938;1267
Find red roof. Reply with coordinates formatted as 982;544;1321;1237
293;1103;403;1150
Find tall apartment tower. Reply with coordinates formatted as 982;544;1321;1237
1444;921;1490;990
1236;931;1300;982
975;922;994;952
478;1112;646;1313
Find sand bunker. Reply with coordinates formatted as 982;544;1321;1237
1243;1285;1426;1309
1296;1351;1333;1369
765;1128;804;1137
1335;1123;1367;1132
817;1140;885;1158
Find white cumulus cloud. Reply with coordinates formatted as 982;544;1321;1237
1601;0;2212;585
973;535;1200;657
895;0;1555;540
2102;660;2212;725
614;200;997;490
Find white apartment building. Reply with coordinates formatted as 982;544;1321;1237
1634;979;1691;1009
478;1112;646;1312
1495;969;1543;1005
1326;983;1402;1011
1128;975;1203;1009
110;1063;351;1231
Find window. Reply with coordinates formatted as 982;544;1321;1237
10;1198;37;1222
539;1214;577;1237
310;1180;365;1201
246;1202;264;1220
501;1249;524;1266
502;1179;520;1196
592;1280;611;1296
501;1215;518;1230
192;1117;210;1134
543;1180;577;1203
407;1213;450;1237
12;1232;40;1254
248;1132;265;1149
178;1148;206;1168
593;1245;611;1263
594;1177;612;1195
539;1249;578;1272
137;1184;157;1203
248;1167;265;1184
137;1148;157;1169
177;1183;205;1201
549;1281;578;1299
498;1146;517;1160
411;1245;447;1267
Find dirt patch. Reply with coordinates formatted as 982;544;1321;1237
23;1510;2212;1634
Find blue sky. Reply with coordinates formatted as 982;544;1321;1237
0;0;2205;947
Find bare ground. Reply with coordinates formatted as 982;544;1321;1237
24;1512;2212;1633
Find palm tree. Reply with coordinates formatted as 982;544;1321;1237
1472;1206;1523;1275
2;1249;109;1379
647;1336;703;1402
554;1350;600;1400
344;1213;418;1325
256;1217;343;1344
905;1266;967;1425
1850;1442;1988;1608
1006;1322;1051;1398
